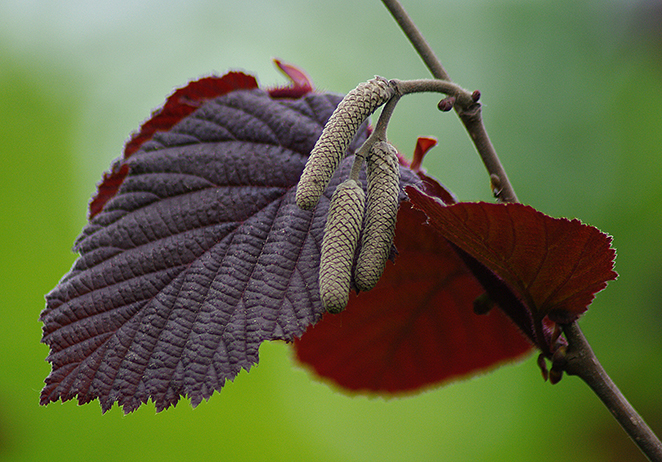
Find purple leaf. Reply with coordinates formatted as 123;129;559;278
41;82;422;413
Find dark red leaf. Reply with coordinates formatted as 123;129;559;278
88;163;130;219
40;74;425;413
294;200;533;394
406;188;618;328
123;72;259;157
398;137;457;206
89;72;259;219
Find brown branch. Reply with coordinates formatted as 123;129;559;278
456;104;518;203
393;78;473;107
380;0;518;203
561;323;662;462
380;0;450;81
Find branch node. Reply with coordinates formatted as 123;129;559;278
489;174;502;199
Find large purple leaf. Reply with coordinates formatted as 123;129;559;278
41;85;421;413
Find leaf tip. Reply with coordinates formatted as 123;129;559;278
409;137;437;173
269;59;314;98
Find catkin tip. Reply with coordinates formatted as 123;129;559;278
354;141;400;292
322;291;350;314
295;186;319;210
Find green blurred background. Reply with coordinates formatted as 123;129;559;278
1;0;661;460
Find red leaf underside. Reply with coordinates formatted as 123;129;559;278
294;202;533;394
406;188;618;325
409;136;437;172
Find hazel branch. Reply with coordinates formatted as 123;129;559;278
381;0;660;458
560;323;662;462
355;78;468;165
379;0;450;81
380;0;518;203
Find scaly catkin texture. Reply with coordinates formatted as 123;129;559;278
296;77;393;210
319;179;366;313
355;141;400;292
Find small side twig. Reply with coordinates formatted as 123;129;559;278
393;79;473;108
561;322;662;462
352;78;467;176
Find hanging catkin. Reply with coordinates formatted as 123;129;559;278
355;141;400;292
319;179;366;313
296;77;393;210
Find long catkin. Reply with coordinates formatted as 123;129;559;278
319;179;366;313
296;77;393;210
354;141;400;292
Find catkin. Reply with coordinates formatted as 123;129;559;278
354;141;400;292
319;179;366;314
296;77;393;210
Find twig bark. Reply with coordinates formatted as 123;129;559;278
380;0;450;81
561;323;662;462
393;79;473;107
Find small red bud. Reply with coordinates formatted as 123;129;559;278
549;367;564;384
437;96;455;112
549;345;567;384
550;323;562;345
471;90;481;102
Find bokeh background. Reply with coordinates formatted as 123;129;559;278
1;0;661;460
